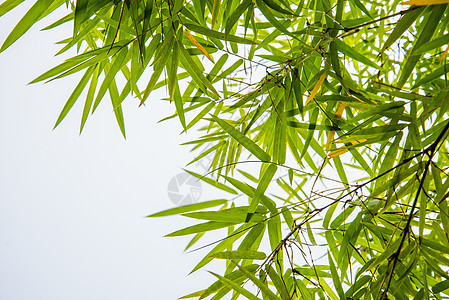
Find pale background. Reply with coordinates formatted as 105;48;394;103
0;2;223;299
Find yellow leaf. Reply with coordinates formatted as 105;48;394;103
306;72;326;105
185;30;214;63
328;148;349;158
402;0;449;5
211;0;220;29
328;139;367;158
439;43;449;63
326;104;345;150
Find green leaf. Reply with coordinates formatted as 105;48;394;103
296;278;313;300
0;0;25;18
334;39;381;69
421;238;449;254
247;163;277;219
178;42;220;97
184;22;257;45
328;253;344;299
165;221;237;237
412;63;449;89
211;115;271;162
413;33;449;55
183;208;265;223
54;66;95;129
210;250;266;260
73;0;88;35
184;170;238;194
190;223;252;273
141;33;174;103
222;176;277;213
209;272;261;300
168;40;180;101
266;265;290;300
233;262;280;300
348;0;372;19
200;265;259;299
147;199;227;217
381;6;425;52
92;47;129;113
433;280;449;294
261;0;294;15
1;0;56;52
225;0;253;36
29;44;123;84
80;63;101;133
397;5;446;88
255;0;292;38
108;77;126;138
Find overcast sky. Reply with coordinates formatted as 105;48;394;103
0;3;225;299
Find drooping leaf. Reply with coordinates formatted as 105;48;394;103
1;0;57;52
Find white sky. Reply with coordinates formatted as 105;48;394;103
0;3;225;299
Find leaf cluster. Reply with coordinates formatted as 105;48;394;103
2;0;449;299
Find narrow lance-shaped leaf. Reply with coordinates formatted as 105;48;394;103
184;169;238;194
178;42;220;97
166;221;237;237
54;66;95;129
185;30;214;62
381;6;425;52
232;262;280;300
1;0;56;52
92;47;129;113
184;22;257;45
210;250;266;260
108;77;126;138
397;5;446;87
140;33;175;105
225;0;253;36
209;272;261;300
0;0;25;18
247;163;277;221
211;115;271;162
80;63;101;133
334;39;381;69
147;199;228;217
73;0;88;35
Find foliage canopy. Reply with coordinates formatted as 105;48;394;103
2;0;449;298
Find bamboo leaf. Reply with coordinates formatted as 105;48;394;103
209;272;261;300
1;0;56;52
306;71;326;104
247;164;277;220
185;30;214;62
335;39;381;69
54;66;95;129
183;208;265;223
0;0;25;18
233;262;280;300
147;199;227;217
200;265;259;299
397;5;446;87
210;250;266;260
403;0;449;5
211;115;271;162
178;42;220;97
225;0;253;36
381;6;425;52
185;170;238;194
165;221;237;237
184;22;257;44
92;47;128;113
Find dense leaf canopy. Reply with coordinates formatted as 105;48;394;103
2;0;449;299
